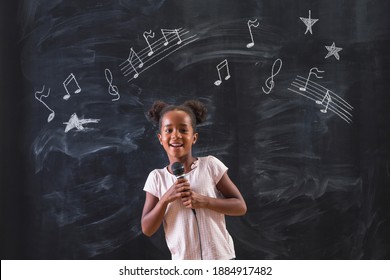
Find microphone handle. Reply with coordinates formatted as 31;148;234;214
175;174;196;215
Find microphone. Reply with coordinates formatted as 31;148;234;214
171;162;202;259
171;162;185;179
171;162;196;216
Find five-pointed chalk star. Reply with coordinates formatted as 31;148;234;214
325;42;343;60
300;10;319;35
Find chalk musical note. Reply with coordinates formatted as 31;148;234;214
104;68;120;101
246;19;260;48
161;29;182;46
120;47;144;79
316;90;332;113
288;75;354;124
262;58;283;94
299;67;325;91
63;73;81;100
34;85;55;122
63;113;100;133
143;30;155;56
214;59;231;86
119;28;199;83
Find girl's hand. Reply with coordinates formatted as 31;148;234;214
161;178;191;205
182;191;209;209
182;172;247;216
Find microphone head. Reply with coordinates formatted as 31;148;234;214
171;162;185;178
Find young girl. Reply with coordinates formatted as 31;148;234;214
141;100;247;260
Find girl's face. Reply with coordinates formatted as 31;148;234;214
158;110;198;162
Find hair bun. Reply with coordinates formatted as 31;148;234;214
182;100;207;125
147;100;169;124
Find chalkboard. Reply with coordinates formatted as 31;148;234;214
1;0;390;259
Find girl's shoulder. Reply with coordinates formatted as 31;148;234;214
200;155;224;163
148;166;169;177
197;155;227;169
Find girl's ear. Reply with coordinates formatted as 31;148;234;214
157;133;163;145
193;132;198;144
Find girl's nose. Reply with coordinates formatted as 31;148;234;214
172;129;182;139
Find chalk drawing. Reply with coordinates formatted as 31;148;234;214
246;19;260;48
316;90;332;113
262;58;283;94
325;42;343;60
63;73;81;100
120;47;144;79
143;30;156;56
300;10;319;35
299;67;325;92
63;113;100;133
34;85;55;122
161;29;182;46
214;59;231;86
119;28;199;82
104;68;120;101
288;76;353;124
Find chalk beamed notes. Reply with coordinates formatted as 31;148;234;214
161;28;182;46
288;69;353;124
63;73;81;100
316;90;331;113
214;59;231;86
119;27;199;82
120;47;144;79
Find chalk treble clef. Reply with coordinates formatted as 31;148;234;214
262;58;283;94
104;68;120;101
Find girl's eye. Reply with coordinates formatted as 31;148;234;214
163;128;189;134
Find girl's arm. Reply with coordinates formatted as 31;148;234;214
141;178;191;236
141;192;166;237
182;172;247;216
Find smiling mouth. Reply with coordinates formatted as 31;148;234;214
169;143;183;148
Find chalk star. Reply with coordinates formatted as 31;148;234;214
300;10;319;35
63;113;100;133
325;42;343;60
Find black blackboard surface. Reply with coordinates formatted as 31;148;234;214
1;0;389;259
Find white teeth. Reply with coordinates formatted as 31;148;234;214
170;143;183;147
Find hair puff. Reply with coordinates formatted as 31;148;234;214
147;99;208;131
147;100;169;124
182;100;207;125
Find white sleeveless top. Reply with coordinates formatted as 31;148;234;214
143;156;235;260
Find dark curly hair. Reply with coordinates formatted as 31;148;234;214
147;100;207;131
